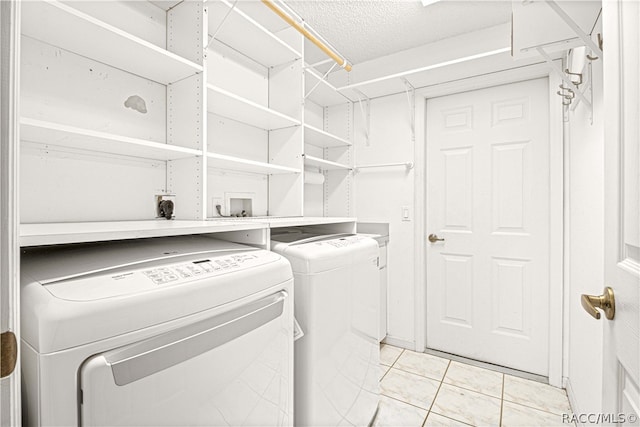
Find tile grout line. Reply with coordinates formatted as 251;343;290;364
379;364;391;382
383;346;439;427
380;393;432;413
389;365;451;385
392;357;504;400
424;358;451;425
501;398;570;418
436;379;503;401
427;411;475;427
390;348;404;367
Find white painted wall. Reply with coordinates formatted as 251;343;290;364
565;55;604;414
353;93;415;346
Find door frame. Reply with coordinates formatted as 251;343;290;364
1;0;22;424
413;63;565;387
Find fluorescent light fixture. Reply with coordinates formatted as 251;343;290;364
421;0;441;6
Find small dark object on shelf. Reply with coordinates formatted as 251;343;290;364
159;200;174;220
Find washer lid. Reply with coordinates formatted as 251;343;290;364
270;235;379;273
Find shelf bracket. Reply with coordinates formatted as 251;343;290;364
353;89;371;146
402;78;416;143
570;60;591;112
304;62;337;100
206;0;240;51
537;47;592;118
543;0;603;59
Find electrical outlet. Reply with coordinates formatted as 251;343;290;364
155;194;176;219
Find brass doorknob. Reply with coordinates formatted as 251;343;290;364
428;234;445;243
581;287;615;320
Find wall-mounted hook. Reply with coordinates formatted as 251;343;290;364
564;69;583;86
586;35;603;61
557;84;575;106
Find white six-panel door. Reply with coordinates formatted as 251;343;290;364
426;78;550;376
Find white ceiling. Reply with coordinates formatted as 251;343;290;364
283;1;512;65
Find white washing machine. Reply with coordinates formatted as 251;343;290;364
20;235;294;427
270;232;380;427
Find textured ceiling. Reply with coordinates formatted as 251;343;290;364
284;1;512;65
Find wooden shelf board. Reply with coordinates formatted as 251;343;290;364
304;124;351;148
21;118;202;160
20;220;266;247
207;84;300;130
304;155;351;171
208;152;301;175
208;0;301;68
22;0;202;85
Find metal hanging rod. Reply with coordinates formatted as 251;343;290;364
260;0;352;72
353;162;414;174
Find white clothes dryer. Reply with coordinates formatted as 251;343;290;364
21;235;294;427
270;232;380;427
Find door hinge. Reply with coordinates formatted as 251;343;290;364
1;331;17;378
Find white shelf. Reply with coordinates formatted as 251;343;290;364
304;155;351;171
207;84;301;131
208;0;301;68
511;1;602;59
304;124;351;148
304;68;354;106
258;216;356;228
21;118;202;160
21;0;203;85
20;220;266;247
211;216;357;228
208;152;301;175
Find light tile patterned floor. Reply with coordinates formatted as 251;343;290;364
375;344;573;427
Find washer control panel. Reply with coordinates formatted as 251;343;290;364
319;235;369;249
142;253;259;285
